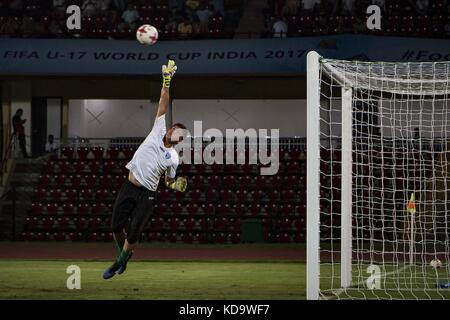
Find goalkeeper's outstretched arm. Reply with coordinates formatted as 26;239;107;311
156;60;177;118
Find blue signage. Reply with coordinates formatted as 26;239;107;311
0;35;449;75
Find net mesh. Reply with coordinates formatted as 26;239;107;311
317;58;450;299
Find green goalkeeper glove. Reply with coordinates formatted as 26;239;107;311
162;60;177;88
167;176;187;192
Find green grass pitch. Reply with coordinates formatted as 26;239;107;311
0;260;305;300
0;259;448;300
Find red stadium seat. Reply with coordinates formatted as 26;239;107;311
235;189;248;203
206;189;219;202
88;161;101;173
77;147;90;160
46;203;58;216
93;202;107;216
55;174;67;187
38;174;51;187
78;203;90;216
31;202;44;216
264;203;278;217
59;161;71;174
121;147;135;160
62;203;75;215
219;189;233;203
91;147;105;160
85;175;98;188
222;175;236;188
73;161;85;173
233;203;246;217
81;189;95;201
62;146;75;159
249;204;262;217
50;189;62;201
217;203;231;216
107;147;121;160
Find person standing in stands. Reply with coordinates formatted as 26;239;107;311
12;108;28;158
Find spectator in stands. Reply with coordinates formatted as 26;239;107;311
53;0;66;14
9;0;23;15
272;16;288;37
82;0;98;17
353;17;366;34
301;0;320;15
0;17;20;37
342;0;355;15
165;8;183;32
445;19;450;37
107;10;121;31
49;14;65;37
416;0;429;14
283;0;300;15
118;4;140;32
12;109;28;158
185;0;200;17
210;0;225;17
170;0;185;11
111;0;126;12
22;15;36;37
196;4;213;33
45;134;59;155
97;0;111;12
177;16;193;38
372;0;385;12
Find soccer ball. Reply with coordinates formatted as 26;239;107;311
136;24;158;45
430;259;442;269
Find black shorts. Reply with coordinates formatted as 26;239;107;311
111;179;156;244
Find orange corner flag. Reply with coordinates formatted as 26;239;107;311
408;193;416;214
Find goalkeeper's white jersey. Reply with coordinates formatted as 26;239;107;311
126;115;179;192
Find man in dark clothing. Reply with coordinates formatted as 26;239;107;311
12;109;28;158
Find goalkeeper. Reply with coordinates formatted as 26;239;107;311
103;60;187;279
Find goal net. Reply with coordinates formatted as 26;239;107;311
306;51;450;300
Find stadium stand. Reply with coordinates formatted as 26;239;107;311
21;140;307;244
0;0;241;40
1;0;448;39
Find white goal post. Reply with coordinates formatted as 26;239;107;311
307;51;450;300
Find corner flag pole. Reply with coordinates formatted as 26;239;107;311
408;193;416;265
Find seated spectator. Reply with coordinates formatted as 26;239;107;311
211;0;225;17
353;17;366;34
111;0;126;11
169;0;185;11
9;0;24;15
272;16;288;38
49;14;65;37
166;8;183;32
445;20;450;37
107;10;121;30
301;0;320;16
0;17;20;37
283;0;300;16
45;134;59;154
22;15;37;37
53;0;66;14
185;0;200;18
82;0;98;17
342;0;355;15
97;0;111;12
177;16;193;38
196;4;213;33
416;0;429;14
118;4;140;31
372;0;385;12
